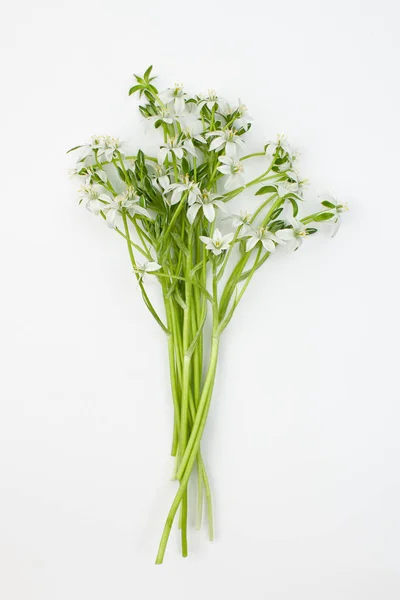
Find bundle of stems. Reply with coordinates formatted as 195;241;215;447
68;67;348;563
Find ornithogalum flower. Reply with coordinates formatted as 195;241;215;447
186;190;225;223
245;226;283;253
103;188;151;228
217;156;245;190
199;228;234;255
78;184;111;214
206;129;245;157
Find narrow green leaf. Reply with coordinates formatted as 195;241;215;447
143;65;153;81
66;145;82;154
171;232;189;256
116;166;126;182
255;185;277;196
289;198;299;217
269;207;283;220
128;85;143;96
321;200;335;209
314;212;334;221
190;262;203;278
174;290;187;311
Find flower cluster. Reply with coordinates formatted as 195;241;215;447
68;66;349;564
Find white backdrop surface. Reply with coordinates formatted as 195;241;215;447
1;0;400;598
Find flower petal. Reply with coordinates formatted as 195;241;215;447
171;188;183;205
106;208;117;227
209;137;225;152
199;235;213;245
262;238;275;252
214;200;227;212
246;236;259;252
223;232;235;244
184;139;197;157
276;228;294;241
225;141;237;157
159;148;168;164
187;204;201;224
145;261;161;272
159;175;170;190
203;203;215;222
133;206;151;219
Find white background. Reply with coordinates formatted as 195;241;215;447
1;0;400;598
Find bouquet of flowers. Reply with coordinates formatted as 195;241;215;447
68;66;348;564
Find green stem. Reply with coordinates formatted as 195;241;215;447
155;335;220;565
122;211;169;334
178;229;193;556
175;260;219;481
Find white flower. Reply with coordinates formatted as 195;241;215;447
159;139;184;164
245;226;283;253
81;165;108;185
97;136;125;162
187;190;225;224
266;134;293;159
217;156;245;190
181;115;203;137
78;184;111;215
218;99;252;130
147;106;180;126
199;228;234;255
275;218;308;250
174;105;202;130
229;209;252;229
182;132;207;158
68;165;84;178
234;100;252;129
284;170;308;197
151;165;171;193
198;90;220;111
160;84;187;113
75;134;105;164
321;194;349;237
166;176;202;206
206;129;245;157
103;187;151;228
135;260;161;281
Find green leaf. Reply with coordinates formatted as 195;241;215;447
268;219;285;233
321;200;335;209
190;262;203;278
171;232;189;256
116;166;126;182
174;290;187;311
129;84;143;96
66;145;82;154
314;212;334;221
306;228;318;234
289;198;298;217
181;157;190;175
144;90;155;102
143;65;153;81
255;185;277;196
126;169;136;185
269;207;283;220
